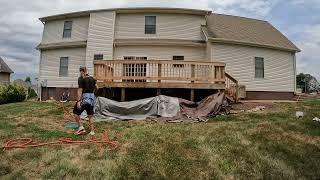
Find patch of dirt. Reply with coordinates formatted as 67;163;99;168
231;102;287;113
240;139;252;146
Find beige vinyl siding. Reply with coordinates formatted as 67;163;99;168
39;48;86;87
0;73;10;84
86;11;116;74
211;43;295;92
115;13;206;40
41;17;89;44
206;41;212;60
114;46;206;60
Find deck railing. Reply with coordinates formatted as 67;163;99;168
94;60;225;84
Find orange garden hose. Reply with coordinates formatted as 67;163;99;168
1;102;119;151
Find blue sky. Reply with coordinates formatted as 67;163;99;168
0;0;319;83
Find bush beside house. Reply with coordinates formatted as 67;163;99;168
0;84;26;104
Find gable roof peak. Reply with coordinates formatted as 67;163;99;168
0;57;14;73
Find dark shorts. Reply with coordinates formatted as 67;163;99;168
73;103;94;116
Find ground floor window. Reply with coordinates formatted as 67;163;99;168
59;57;69;77
94;54;103;60
173;56;184;68
255;57;264;78
123;56;147;82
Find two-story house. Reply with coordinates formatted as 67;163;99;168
37;7;300;101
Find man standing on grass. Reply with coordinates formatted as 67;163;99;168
73;66;97;135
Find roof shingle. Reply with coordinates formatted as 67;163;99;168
205;14;300;52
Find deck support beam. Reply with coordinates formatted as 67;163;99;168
121;88;125;102
190;89;195;102
157;89;161;96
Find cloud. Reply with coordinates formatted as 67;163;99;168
208;0;280;19
295;24;320;80
0;0;319;83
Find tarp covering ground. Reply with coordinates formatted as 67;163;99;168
94;92;225;121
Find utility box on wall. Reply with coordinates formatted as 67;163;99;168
239;85;246;99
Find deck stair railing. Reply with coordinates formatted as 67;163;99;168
225;72;239;103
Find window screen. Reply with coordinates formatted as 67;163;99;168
255;57;264;78
59;57;69;76
63;21;73;38
145;16;156;34
94;54;103;60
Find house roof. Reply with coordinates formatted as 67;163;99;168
0;57;13;74
204;14;300;52
39;7;211;22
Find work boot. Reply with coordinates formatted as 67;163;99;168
89;130;95;136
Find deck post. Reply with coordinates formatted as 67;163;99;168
157;89;161;96
190;89;195;102
121;88;125;102
191;64;195;83
158;64;162;83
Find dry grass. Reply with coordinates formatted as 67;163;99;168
0;99;319;179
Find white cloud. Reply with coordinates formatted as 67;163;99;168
208;0;280;19
296;24;320;80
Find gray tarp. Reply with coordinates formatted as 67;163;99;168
93;92;225;121
94;95;180;120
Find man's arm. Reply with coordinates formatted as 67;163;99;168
94;78;98;93
77;77;83;102
77;88;83;101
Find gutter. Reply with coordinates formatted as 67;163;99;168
36;41;87;50
208;38;301;53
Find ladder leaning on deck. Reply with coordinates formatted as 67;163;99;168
225;72;240;103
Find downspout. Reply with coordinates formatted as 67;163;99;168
112;11;117;60
293;52;297;93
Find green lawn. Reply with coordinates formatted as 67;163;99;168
0;99;319;179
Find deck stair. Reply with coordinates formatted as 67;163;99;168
225;72;240;103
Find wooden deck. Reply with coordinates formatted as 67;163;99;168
94;60;226;89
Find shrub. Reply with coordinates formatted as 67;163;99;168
0;84;27;104
27;88;38;99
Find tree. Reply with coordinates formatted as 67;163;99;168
25;77;31;83
296;73;319;93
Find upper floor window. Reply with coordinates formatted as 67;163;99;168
63;21;73;38
255;57;264;78
59;57;69;76
145;16;156;34
94;54;103;60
